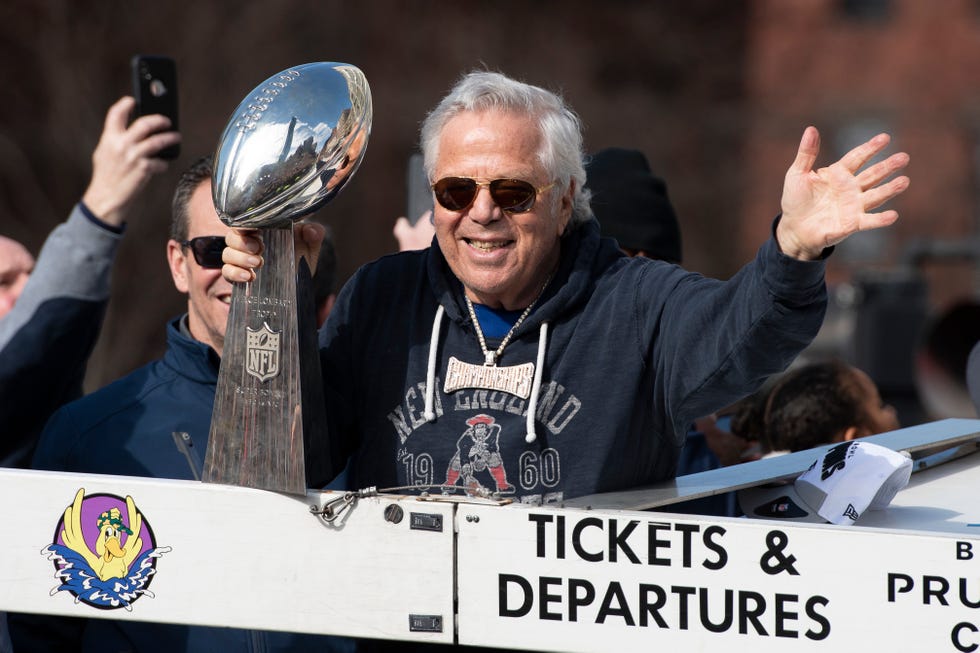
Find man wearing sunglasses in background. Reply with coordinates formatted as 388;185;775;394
11;155;350;653
224;70;910;520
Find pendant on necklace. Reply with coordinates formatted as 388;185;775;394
454;278;550;400
444;356;535;399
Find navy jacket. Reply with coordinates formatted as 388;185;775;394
30;318;215;479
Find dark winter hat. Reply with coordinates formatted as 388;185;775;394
586;147;682;264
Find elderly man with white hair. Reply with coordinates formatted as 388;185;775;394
224;70;910;509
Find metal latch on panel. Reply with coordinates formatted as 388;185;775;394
409;614;443;633
410;512;443;532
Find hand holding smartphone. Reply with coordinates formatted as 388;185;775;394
130;55;180;160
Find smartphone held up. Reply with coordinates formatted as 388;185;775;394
131;54;180;160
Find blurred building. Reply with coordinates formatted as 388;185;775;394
0;0;978;407
738;0;980;424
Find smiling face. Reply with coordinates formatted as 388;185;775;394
432;110;574;310
167;179;233;356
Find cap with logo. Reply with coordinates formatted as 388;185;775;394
738;440;913;525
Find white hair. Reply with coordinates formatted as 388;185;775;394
419;71;592;226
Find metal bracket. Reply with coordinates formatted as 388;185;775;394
310;487;377;522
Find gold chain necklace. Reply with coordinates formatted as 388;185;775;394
464;276;551;367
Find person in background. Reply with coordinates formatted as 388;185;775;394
0;93;180;653
763;359;899;454
0;235;34;317
728;384;769;458
0;234;38;653
9;155;350;653
587;146;682;263
393;209;435;250
917;300;980;420
0;96;180;469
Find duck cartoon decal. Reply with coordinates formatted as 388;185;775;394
43;488;171;610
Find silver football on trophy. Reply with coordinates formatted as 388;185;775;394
212;62;372;227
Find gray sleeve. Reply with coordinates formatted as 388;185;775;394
0;204;122;349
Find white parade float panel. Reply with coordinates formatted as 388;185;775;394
457;488;980;651
0;467;457;644
4;418;980;651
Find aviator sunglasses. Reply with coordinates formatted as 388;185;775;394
180;235;226;269
431;177;555;214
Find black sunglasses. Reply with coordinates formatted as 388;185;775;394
180;235;226;269
431;177;555;214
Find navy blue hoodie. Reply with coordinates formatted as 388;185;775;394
322;218;826;505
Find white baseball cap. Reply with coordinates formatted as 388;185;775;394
738;441;913;525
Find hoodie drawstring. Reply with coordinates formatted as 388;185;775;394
423;305;548;443
423;304;445;422
524;321;548;444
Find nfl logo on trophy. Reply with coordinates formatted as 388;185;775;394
246;323;281;383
